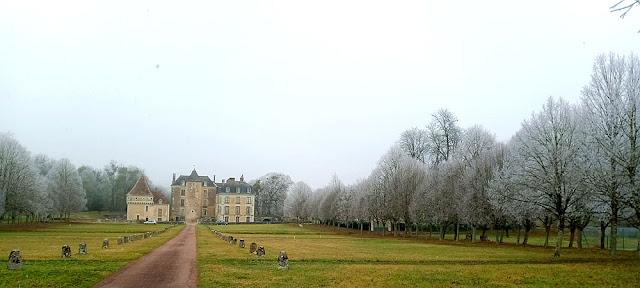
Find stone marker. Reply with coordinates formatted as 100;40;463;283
7;250;22;270
117;237;123;245
257;246;265;257
103;238;109;249
249;242;258;254
61;245;71;258
239;239;245;248
228;236;234;244
78;243;87;255
123;236;129;243
232;238;237;245
277;251;288;270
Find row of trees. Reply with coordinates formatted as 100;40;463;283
285;53;640;258
0;133;149;222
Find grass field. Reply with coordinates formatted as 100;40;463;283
0;222;183;287
198;224;640;287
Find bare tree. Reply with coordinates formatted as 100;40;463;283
611;0;640;32
256;172;293;219
398;127;429;164
426;108;461;166
0;133;41;222
510;97;585;257
47;158;86;220
285;181;312;222
580;53;630;257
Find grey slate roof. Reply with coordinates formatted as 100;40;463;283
216;180;253;194
172;169;216;187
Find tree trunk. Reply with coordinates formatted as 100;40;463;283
499;229;504;243
544;224;551;247
600;220;607;249
523;224;531;245
554;216;565;257
611;200;619;257
577;226;583;248
569;222;576;248
517;225;521;244
471;226;476;243
455;222;460;242
416;224;420;239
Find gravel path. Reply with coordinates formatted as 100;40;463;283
93;224;197;288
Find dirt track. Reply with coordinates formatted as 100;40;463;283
93;224;197;288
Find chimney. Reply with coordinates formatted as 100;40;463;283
222;179;225;184
228;177;235;183
213;175;216;182
240;174;244;182
173;173;176;182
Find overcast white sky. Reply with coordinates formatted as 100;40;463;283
1;1;639;189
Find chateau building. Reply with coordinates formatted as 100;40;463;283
169;169;255;223
126;176;170;222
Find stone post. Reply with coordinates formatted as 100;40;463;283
257;246;265;257
277;251;288;270
249;242;258;254
239;239;245;248
103;238;109;249
78;243;87;255
61;245;71;258
7;250;22;270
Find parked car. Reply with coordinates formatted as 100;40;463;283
144;220;157;224
215;220;228;225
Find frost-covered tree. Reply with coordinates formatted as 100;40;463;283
579;53;640;256
426;108;461;166
398;127;429;164
47;158;86;220
285;181;312;222
509;97;585;257
255;172;293;219
0;133;42;222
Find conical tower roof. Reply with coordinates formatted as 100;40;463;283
127;175;153;196
187;169;200;181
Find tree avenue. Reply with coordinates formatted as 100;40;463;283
285;53;640;258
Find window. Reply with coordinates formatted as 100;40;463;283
145;206;149;212
224;206;229;215
246;197;252;204
224;216;229;222
158;208;163;217
246;217;251;223
247;187;251;193
236;187;240;193
180;199;185;207
158;199;163;204
180;208;184;216
180;189;185;196
235;196;240;204
235;206;240;215
203;189;208;197
204;199;208;206
202;209;207;216
224;196;229;204
136;215;139;220
246;206;251;215
225;187;230;193
204;181;207;187
158;217;163;222
235;216;240;223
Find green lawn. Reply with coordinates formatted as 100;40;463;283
0;222;184;287
198;224;640;287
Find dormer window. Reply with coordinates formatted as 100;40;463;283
247;187;251;193
236;187;240;193
159;199;163;204
204;182;207;187
226;187;230;193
